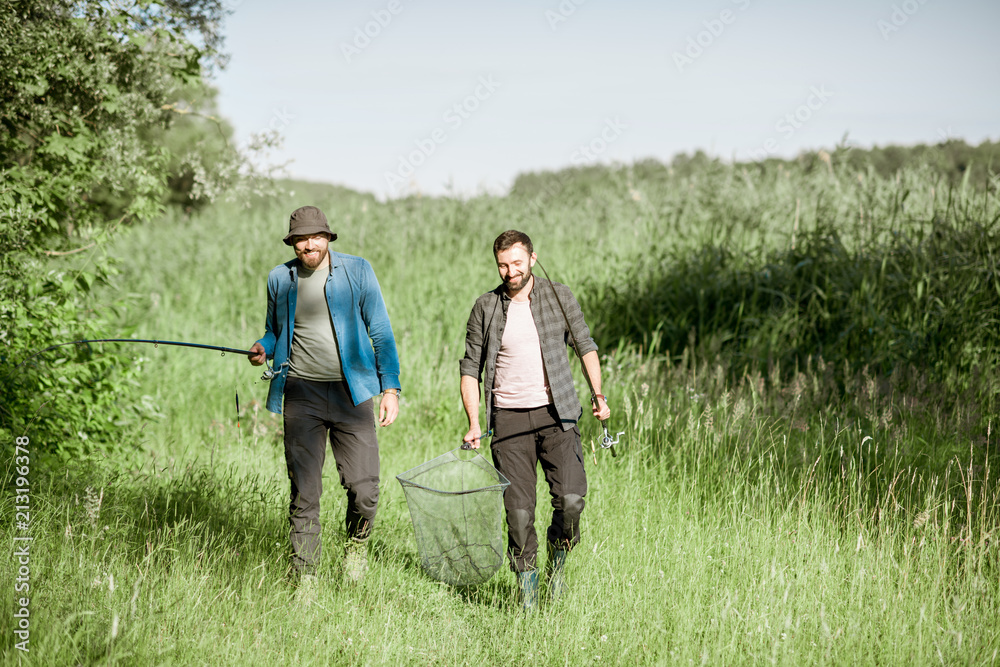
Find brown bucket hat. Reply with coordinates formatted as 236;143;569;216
283;206;337;245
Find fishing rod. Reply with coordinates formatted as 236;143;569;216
14;338;281;430
533;260;624;458
16;338;279;382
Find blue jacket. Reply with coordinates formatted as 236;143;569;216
256;250;401;413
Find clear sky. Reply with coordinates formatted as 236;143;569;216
212;0;1000;198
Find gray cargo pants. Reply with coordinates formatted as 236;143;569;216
282;376;380;576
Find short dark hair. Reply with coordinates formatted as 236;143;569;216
493;230;533;257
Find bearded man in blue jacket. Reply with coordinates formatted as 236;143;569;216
248;206;400;598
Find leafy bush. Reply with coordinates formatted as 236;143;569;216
0;0;249;458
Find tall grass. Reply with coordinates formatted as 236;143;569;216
2;162;998;664
584;170;1000;384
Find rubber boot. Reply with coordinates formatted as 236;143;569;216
517;570;539;611
547;549;568;603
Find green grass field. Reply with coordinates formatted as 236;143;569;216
3;163;998;665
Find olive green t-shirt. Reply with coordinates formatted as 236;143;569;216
287;265;343;381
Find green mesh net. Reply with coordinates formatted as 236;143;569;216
396;447;510;587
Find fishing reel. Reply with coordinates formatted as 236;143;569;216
260;360;287;382
598;422;624;457
591;393;623;458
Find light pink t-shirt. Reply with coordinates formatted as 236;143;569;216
492;299;552;409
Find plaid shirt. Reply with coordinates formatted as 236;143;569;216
460;277;598;431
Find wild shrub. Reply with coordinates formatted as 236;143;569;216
0;1;266;459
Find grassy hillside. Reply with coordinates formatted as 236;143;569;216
2;161;998;664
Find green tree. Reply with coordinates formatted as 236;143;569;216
0;0;264;458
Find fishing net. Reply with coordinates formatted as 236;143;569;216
396;447;510;587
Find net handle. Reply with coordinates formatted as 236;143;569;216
460;428;494;450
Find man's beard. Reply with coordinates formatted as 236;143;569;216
298;248;325;270
504;267;533;294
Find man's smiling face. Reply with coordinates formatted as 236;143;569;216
292;232;332;270
495;242;536;296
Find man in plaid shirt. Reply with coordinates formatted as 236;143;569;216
460;230;611;610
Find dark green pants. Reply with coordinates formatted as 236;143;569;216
282;377;379;576
490;405;588;572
